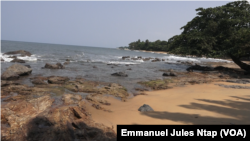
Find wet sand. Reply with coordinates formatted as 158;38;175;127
85;82;250;132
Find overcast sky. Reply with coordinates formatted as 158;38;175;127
2;1;233;48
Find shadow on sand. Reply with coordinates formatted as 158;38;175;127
141;95;250;125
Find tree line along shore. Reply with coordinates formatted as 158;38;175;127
119;0;250;72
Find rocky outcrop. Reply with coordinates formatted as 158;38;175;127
43;63;65;69
1;64;32;80
86;94;110;106
111;72;128;77
1;57;4;61
186;64;214;72
1;80;19;87
10;58;26;63
31;79;48;85
122;56;130;59
151;58;161;62
163;72;177;76
1;96;116;141
4;50;32;56
62;94;82;105
138;104;154;112
48;76;70;84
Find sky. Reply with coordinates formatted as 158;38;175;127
1;1;235;48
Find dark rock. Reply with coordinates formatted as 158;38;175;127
163;72;176;76
186;64;214;72
122;56;130;59
111;72;128;77
162;59;165;61
163;72;171;76
66;59;70;61
137;56;142;59
93;66;97;68
1;57;4;61
44;63;65;69
24;65;31;68
151;58;161;62
8;56;17;59
127;68;132;70
48;76;70;84
214;66;226;71
4;50;32;56
170;72;177;76
10;58;26;63
143;58;150;61
131;58;139;60
31;79;47;85
1;64;32;80
56;63;64;68
244;71;250;75
138;104;154;112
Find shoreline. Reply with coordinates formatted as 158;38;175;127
1;49;250;140
86;81;250;132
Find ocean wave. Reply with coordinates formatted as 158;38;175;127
0;53;13;62
163;55;200;62
163;55;232;63
0;53;38;62
107;61;140;65
18;55;37;61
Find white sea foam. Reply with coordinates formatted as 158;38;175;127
19;54;37;61
134;60;144;62
0;53;13;62
163;55;232;63
0;53;38;62
164;55;200;62
107;61;140;65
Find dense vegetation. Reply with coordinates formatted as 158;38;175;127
120;0;250;71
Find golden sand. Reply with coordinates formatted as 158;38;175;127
85;82;250;132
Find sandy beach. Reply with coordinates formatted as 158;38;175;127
86;81;250;132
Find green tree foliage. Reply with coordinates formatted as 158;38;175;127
127;39;168;51
168;0;250;71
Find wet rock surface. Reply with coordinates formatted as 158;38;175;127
10;58;26;63
1;64;32;80
162;72;177;76
1;76;118;141
4;50;32;56
186;64;214;72
43;63;65;69
111;72;128;77
48;76;70;84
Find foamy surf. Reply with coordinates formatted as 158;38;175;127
107;61;140;65
0;53;38;62
162;55;232;63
